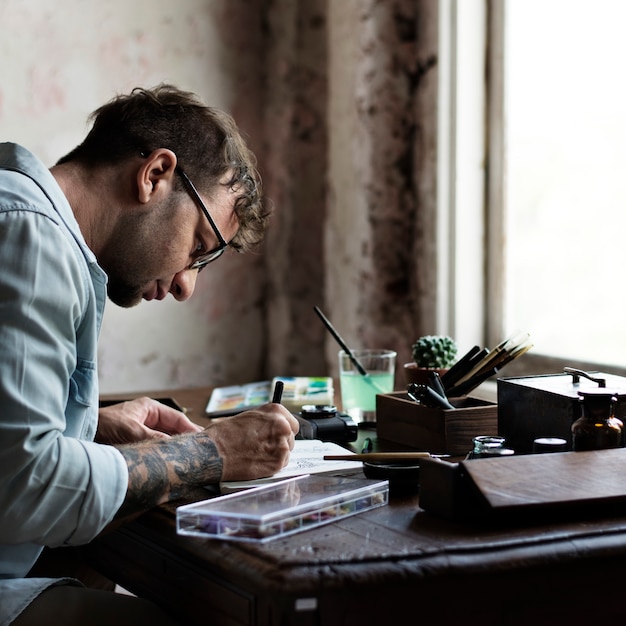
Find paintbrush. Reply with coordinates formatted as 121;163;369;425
446;334;533;396
324;452;432;462
440;345;481;389
442;346;488;391
313;306;386;394
453;332;530;388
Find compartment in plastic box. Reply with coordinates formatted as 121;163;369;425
177;474;389;543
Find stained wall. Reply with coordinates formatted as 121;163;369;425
264;0;439;381
0;0;439;393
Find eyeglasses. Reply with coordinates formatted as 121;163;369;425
176;167;229;271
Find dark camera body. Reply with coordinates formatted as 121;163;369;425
294;404;358;444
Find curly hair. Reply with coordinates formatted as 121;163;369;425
57;84;268;251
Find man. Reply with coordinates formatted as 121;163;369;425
0;85;299;625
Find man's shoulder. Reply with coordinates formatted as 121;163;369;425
0;143;80;235
0;142;42;172
0;143;55;206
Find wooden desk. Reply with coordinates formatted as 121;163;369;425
89;388;626;625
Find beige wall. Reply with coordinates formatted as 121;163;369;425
0;0;268;393
0;0;439;394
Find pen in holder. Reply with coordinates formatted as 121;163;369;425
407;383;455;410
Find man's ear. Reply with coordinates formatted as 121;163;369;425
137;149;178;204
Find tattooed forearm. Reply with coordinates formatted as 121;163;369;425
114;432;223;519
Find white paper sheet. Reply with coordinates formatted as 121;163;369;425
220;439;363;493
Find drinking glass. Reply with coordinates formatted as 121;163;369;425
338;349;396;425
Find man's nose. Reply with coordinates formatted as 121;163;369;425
169;268;198;301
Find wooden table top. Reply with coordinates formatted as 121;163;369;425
92;387;626;624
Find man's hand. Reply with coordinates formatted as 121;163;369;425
96;397;201;444
202;403;300;481
114;402;299;520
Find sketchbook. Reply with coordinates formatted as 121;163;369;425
219;439;363;493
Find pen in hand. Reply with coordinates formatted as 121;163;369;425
272;380;284;404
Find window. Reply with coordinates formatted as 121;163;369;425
504;0;626;374
439;0;626;377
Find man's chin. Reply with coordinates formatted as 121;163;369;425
106;286;144;308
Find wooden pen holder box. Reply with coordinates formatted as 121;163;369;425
376;392;498;456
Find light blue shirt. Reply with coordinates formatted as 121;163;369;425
0;143;128;624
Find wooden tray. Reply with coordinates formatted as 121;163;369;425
419;447;626;521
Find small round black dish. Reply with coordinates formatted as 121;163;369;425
362;461;421;494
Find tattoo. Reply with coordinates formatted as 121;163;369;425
115;433;223;519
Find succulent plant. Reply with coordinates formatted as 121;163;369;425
411;335;458;369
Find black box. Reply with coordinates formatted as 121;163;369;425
497;370;626;454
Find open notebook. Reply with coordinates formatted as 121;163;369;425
219;439;363;493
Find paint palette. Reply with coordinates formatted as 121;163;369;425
177;474;388;543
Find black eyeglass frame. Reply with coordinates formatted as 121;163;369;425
176;167;229;271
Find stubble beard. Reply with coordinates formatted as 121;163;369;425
106;277;146;308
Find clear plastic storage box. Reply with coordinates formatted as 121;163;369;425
177;474;389;543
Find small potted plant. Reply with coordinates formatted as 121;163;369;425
404;335;458;385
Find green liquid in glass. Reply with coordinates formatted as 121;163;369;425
339;371;394;413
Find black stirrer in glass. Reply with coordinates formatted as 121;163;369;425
313;307;387;395
313;306;368;375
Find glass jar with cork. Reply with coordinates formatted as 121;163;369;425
571;389;623;451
